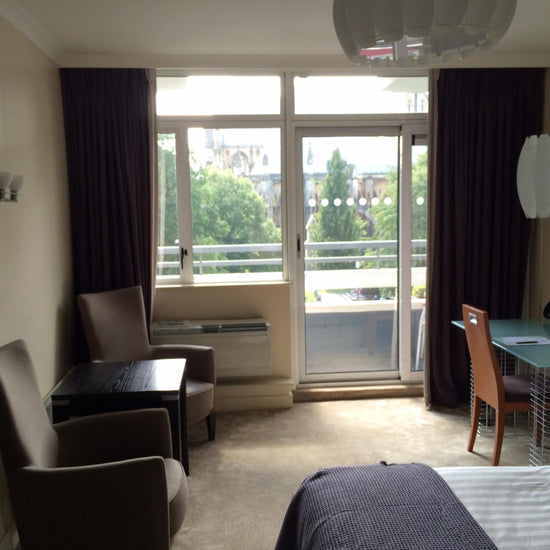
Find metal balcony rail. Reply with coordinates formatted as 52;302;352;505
157;239;427;274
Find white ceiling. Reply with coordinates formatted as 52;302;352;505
2;0;550;69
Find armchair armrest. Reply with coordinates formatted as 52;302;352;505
151;344;215;384
14;458;171;550
54;408;173;466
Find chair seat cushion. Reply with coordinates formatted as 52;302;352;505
186;378;214;425
186;378;214;398
503;374;531;402
165;457;188;537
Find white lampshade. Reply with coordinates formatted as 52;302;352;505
461;1;498;36
333;0;516;67
402;0;433;37
534;136;550;218
432;0;468;35
516;135;550;219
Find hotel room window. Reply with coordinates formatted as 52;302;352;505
157;72;428;383
156;76;283;284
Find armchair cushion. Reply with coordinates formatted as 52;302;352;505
14;456;184;549
165;458;188;534
187;379;215;425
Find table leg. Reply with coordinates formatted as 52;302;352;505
51;400;71;423
530;367;549;466
180;377;189;476
161;397;181;462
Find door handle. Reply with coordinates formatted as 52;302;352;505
180;247;188;269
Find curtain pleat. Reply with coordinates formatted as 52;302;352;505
60;68;153;360
426;68;545;407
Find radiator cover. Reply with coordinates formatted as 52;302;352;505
151;318;271;379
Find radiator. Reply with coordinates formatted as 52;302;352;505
151;318;271;379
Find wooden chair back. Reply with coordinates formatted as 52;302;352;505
462;304;505;409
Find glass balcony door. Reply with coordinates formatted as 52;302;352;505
295;126;426;384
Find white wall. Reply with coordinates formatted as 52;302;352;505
0;16;73;549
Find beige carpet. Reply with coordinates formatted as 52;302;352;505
172;396;530;550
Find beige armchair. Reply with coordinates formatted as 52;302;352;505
77;285;216;439
0;339;188;550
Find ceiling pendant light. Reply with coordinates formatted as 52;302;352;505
333;0;517;67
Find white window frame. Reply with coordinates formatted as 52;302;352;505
286;117;427;385
156;72;287;286
155;69;428;385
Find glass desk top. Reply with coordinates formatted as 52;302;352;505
452;318;550;369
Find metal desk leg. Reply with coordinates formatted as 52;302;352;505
530;367;549;466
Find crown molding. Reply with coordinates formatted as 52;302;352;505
0;0;63;63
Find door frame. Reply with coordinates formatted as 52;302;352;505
288;118;427;386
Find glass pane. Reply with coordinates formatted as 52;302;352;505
188;127;283;283
303;136;399;375
157;76;281;115
157;133;180;280
411;145;428;371
294;76;428;115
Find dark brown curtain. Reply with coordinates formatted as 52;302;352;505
426;68;545;407
60;69;152;360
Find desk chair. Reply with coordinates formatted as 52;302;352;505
462;304;532;466
78;285;216;440
0;339;187;550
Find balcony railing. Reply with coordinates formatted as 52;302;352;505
157;239;427;277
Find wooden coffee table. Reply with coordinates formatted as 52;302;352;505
50;358;189;474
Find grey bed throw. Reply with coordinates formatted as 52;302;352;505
274;462;497;550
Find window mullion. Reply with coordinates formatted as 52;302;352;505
176;127;194;283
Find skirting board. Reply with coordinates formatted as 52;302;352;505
215;376;293;412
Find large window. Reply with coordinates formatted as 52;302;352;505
157;125;283;283
156;74;428;293
156;72;429;384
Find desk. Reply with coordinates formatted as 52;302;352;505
453;318;550;466
51;359;189;474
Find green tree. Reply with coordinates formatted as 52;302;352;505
192;167;280;244
309;149;366;269
158;139;281;274
370;150;428;268
191;167;281;273
371;150;428;241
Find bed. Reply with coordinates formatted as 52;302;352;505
275;462;550;550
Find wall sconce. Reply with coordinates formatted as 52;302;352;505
516;135;550;218
0;172;24;203
516;134;550;319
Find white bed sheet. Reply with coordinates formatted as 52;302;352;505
437;466;550;550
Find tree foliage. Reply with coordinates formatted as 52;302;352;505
157;136;281;274
308;149;366;268
371;150;428;241
369;149;428;269
192;167;281;245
